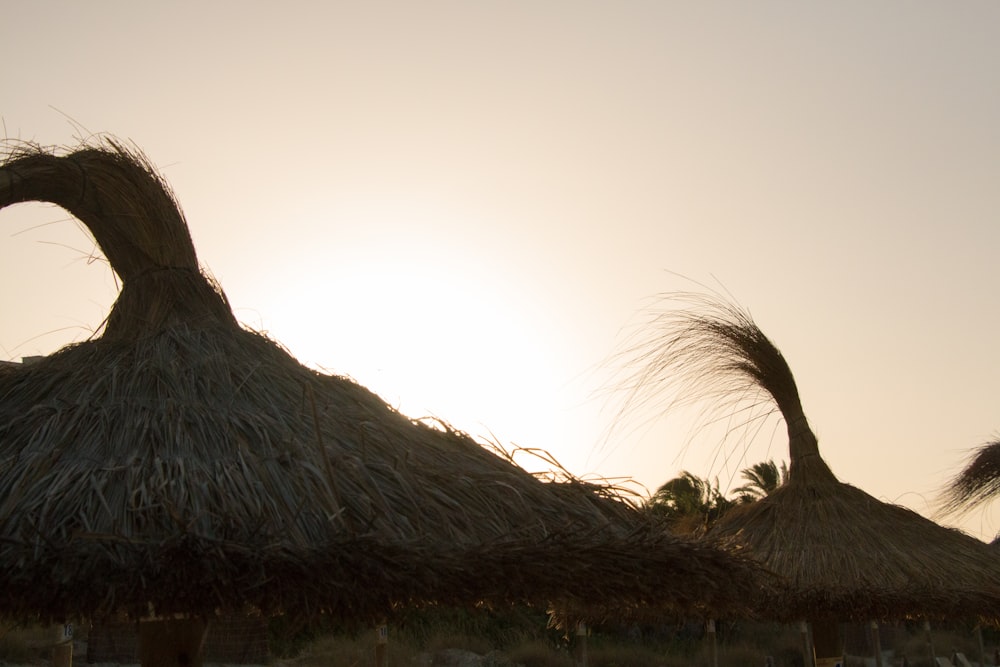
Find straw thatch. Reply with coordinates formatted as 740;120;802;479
614;292;1000;623
0;141;760;625
938;438;1000;517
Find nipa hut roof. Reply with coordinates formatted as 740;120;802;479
614;292;1000;623
0;141;759;624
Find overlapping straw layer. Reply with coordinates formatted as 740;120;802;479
615;292;1000;623
0;141;760;624
710;470;1000;622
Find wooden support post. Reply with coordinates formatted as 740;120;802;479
811;618;843;667
573;621;588;667
870;621;883;667
976;624;986;667
800;621;813;667
707;619;718;667
138;617;208;667
924;620;936;667
51;623;73;667
375;623;388;667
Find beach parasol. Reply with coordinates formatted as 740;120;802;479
613;292;1000;666
0;142;759;664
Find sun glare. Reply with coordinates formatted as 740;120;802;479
235;225;574;458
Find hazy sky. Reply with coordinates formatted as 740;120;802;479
3;3;999;538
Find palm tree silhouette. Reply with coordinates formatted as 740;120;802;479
733;459;788;503
647;471;733;534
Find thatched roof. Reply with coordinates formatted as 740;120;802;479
615;292;1000;623
0;141;760;624
709;468;1000;622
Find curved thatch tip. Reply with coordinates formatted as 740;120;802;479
936;437;1000;518
1;138;236;338
1;138;197;278
608;291;831;481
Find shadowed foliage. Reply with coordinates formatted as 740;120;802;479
733;460;788;502
0;140;763;626
615;292;1000;623
647;471;733;534
646;459;788;535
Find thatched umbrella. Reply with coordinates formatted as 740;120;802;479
613;292;1000;666
0;142;760;664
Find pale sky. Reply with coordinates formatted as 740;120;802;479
3;3;999;539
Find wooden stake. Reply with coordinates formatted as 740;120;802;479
138;617;208;667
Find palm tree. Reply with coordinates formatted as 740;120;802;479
733;459;788;503
648;459;786;532
647;471;734;534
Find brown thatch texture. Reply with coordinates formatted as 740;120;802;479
710;471;1000;622
0;141;761;625
616;292;1000;623
938;438;1000;517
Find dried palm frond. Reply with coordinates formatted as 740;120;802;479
937;438;1000;517
609;291;829;479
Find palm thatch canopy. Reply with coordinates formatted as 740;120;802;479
939;438;1000;518
615;292;1000;623
0;142;760;625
